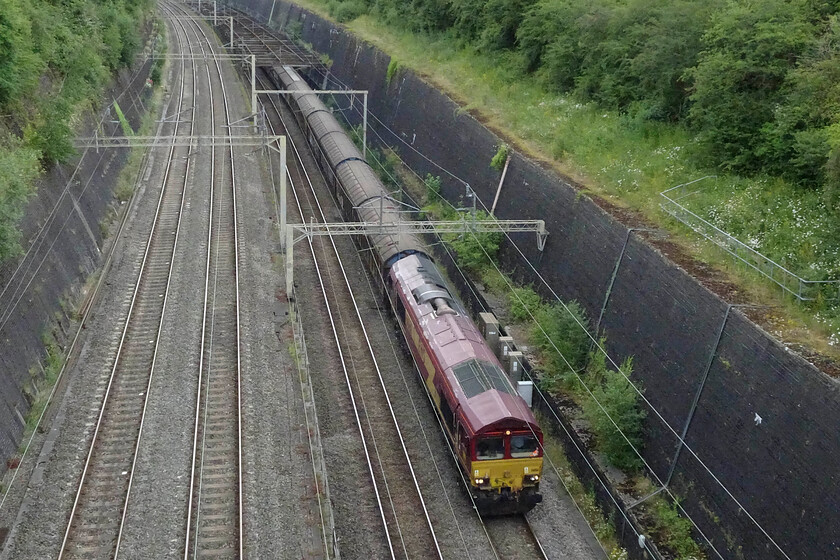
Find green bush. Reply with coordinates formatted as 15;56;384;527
444;211;503;273
531;300;590;383
424;173;441;199
687;0;814;173
508;286;542;322
0;136;40;260
25;98;75;163
0;0;43;108
286;20;303;40
328;0;368;23
582;355;646;472
490;144;509;171
113;100;134;137
150;60;163;85
386;58;401;86
366;0;840;272
0;0;152;262
649;497;705;559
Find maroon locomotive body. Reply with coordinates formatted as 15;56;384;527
388;254;543;514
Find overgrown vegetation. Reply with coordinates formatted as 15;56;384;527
113;100;133;137
20;328;66;443
0;136;40;260
385;58;401;86
112;76;168;208
496;277;702;556
296;0;840;347
647;495;706;559
0;0;153;262
327;0;367;23
503;284;646;472
490;143;508;171
325;0;840;194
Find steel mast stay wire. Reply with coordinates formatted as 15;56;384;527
0;53;157;318
315;70;741;558
336;103;689;558
61;9;196;556
280;70;604;556
320;91;616;559
0;47;170;518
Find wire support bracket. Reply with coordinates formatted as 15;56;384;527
282;219;548;299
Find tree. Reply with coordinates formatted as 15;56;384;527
687;0;815;172
761;15;840;186
0;0;42;109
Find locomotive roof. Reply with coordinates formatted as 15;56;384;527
391;255;540;436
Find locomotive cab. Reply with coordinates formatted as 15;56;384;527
468;420;544;515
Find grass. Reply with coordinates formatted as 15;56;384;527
287;0;840;360
642;493;707;560
107;23;167;226
111;92;163;206
18;328;67;452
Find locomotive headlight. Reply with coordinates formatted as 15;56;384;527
474;478;486;485
525;474;540;483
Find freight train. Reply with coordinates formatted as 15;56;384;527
272;65;543;514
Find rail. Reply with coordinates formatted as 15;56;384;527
260;71;442;559
168;4;244;557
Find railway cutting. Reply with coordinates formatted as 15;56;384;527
0;3;604;559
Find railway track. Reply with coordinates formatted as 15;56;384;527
483;515;548;560
163;3;245;558
57;12;199;559
256;72;442;559
58;4;247;556
284;59;562;559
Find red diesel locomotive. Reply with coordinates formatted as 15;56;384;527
273;65;543;514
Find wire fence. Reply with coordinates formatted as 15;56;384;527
660;176;840;302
